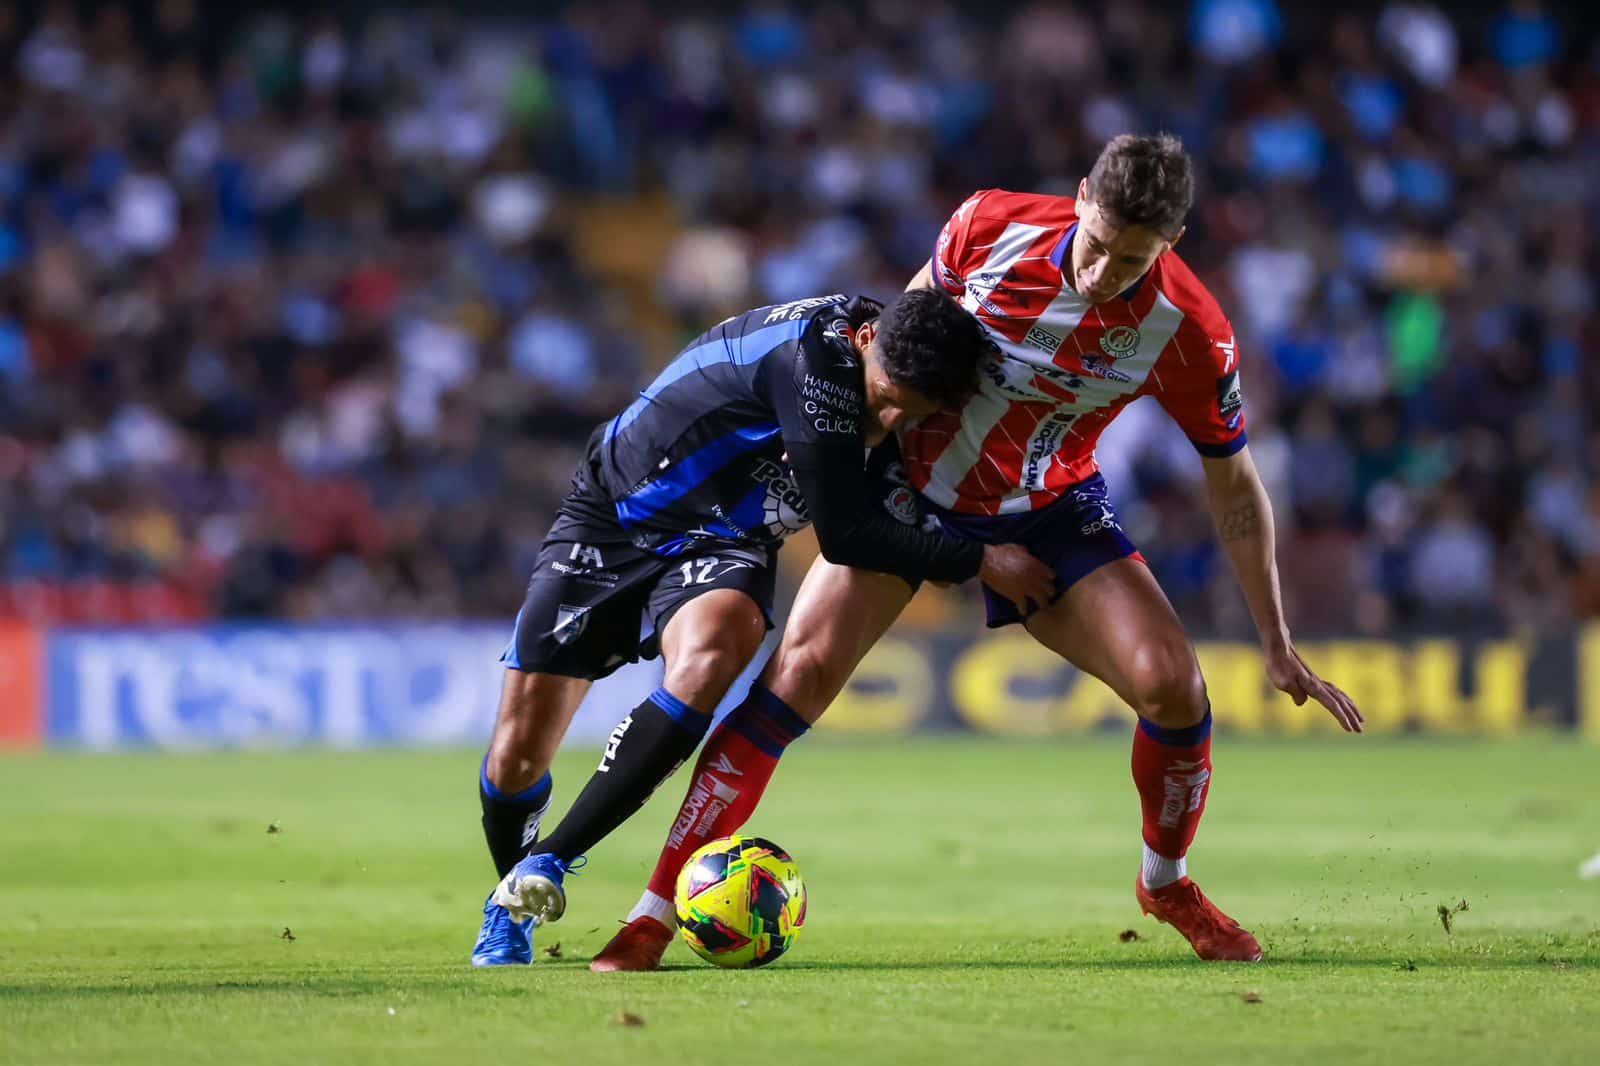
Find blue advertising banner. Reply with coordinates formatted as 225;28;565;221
43;625;676;750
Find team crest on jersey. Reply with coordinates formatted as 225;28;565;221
1099;325;1140;359
883;486;919;526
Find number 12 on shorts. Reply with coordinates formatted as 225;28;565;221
679;558;720;586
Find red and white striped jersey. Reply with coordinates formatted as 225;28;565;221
900;189;1246;516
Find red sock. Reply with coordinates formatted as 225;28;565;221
1130;712;1213;860
645;684;809;900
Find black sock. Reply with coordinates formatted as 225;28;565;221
534;689;711;864
479;759;553;878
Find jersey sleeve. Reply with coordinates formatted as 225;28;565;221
773;320;866;449
764;327;984;585
931;190;993;295
1154;316;1248;458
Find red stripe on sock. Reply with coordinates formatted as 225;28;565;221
1130;723;1212;859
645;724;782;900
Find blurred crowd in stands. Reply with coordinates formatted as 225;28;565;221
0;0;1595;635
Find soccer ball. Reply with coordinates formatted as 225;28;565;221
674;835;807;968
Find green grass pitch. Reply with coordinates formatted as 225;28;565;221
2;737;1597;1064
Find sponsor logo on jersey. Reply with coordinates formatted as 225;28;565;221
1217;370;1243;418
1078;355;1134;383
804;400;857;435
883;485;920;525
975;294;1012;319
1099;325;1140;359
750;460;811;538
1024;325;1063;356
763;294;846;324
801;373;862;413
1022;413;1077;490
552;604;590;645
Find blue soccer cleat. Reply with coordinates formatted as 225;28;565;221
470;895;533;967
491;852;585;926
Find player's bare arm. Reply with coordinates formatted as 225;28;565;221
905;259;936;291
1200;447;1364;733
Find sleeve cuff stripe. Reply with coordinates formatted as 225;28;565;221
1192;431;1248;458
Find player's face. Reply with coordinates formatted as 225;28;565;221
1070;179;1182;304
862;352;941;447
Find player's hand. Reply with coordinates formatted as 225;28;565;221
978;543;1057;614
1265;643;1364;733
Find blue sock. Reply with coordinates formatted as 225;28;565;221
479;759;553;878
722;682;811;756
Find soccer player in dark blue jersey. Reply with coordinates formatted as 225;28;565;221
471;289;1054;965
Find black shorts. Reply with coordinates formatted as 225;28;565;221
500;508;778;682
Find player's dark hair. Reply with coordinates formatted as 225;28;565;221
873;288;990;408
1085;133;1194;238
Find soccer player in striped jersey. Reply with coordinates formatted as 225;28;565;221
595;133;1364;971
470;288;1054;966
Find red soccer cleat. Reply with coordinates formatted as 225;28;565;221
1136;877;1264;962
590;916;675;973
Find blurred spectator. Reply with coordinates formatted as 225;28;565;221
0;0;1594;636
1411;490;1498;619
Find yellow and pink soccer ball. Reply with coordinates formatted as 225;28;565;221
674;835;807;968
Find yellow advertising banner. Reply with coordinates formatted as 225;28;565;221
817;630;1557;736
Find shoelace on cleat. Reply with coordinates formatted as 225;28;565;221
1179;884;1244;938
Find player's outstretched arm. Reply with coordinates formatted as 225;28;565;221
1200;446;1365;733
905;259;936;291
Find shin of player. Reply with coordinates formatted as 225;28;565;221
593;564;921;971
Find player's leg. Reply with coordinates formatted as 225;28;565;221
495;549;775;927
1023;557;1260;961
469;671;591;967
471;534;655;966
479;670;591;877
523;587;769;868
594;559;914;971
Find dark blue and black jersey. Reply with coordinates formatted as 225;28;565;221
563;294;982;586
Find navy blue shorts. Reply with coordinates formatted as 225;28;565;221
929;474;1142;628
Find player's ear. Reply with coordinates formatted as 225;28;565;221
1077;177;1090;203
1167;224;1187;252
855;318;877;353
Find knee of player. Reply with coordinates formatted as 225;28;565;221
663;645;750;708
484;743;543;794
1126;645;1208;729
764;643;841;719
